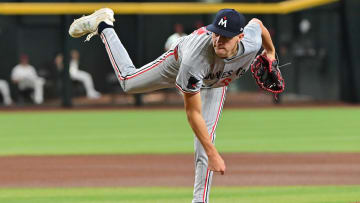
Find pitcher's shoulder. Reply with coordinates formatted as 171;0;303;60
181;28;213;57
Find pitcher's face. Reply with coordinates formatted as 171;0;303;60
212;33;244;59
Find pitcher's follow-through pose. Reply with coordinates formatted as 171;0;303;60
69;8;284;203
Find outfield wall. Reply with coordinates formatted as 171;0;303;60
0;0;358;105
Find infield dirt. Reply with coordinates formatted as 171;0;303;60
1;153;359;187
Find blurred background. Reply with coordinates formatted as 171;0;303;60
0;1;359;202
0;0;359;108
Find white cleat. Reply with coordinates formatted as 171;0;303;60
69;8;115;41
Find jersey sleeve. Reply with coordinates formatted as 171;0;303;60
175;63;203;94
242;21;262;55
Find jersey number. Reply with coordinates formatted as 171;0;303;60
221;78;232;86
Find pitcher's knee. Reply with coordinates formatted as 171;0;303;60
121;83;138;94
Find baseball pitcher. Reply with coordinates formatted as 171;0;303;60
69;8;284;203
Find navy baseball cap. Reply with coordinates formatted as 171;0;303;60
206;9;246;38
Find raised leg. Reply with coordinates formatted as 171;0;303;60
100;27;177;93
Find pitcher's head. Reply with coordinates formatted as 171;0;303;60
206;9;246;58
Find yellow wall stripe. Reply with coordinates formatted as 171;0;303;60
0;0;338;15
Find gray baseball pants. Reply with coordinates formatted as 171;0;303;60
100;28;227;203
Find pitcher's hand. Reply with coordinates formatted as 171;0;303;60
208;151;226;175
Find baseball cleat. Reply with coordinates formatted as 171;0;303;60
69;8;115;41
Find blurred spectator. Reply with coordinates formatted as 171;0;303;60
194;20;204;30
290;18;328;95
11;54;45;104
53;53;64;96
69;50;101;99
54;53;64;72
164;23;187;51
0;79;12;106
186;20;205;34
292;19;316;57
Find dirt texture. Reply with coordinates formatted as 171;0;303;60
0;153;359;188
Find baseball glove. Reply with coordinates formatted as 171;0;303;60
251;53;285;95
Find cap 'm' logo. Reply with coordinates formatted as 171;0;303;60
218;17;227;28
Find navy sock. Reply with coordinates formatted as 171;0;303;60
98;22;114;34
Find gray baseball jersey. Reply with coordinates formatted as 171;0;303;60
175;21;262;94
99;21;261;203
100;21;261;94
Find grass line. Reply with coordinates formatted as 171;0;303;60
0;186;359;203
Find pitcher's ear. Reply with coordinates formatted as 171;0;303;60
238;33;245;42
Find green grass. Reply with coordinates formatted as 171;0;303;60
0;108;359;155
0;186;359;203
